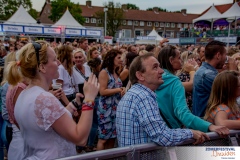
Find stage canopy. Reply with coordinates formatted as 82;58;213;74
52;8;85;29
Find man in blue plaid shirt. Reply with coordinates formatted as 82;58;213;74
116;54;209;147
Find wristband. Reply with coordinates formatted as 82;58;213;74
194;65;199;69
82;106;94;111
82;100;95;109
189;71;195;74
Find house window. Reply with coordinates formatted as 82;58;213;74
165;23;170;27
134;21;138;26
160;22;164;27
154;22;159;27
98;19;102;24
127;20;133;25
114;20;118;25
177;23;182;28
189;24;192;28
184;24;188;28
140;21;144;26
147;22;152;26
135;30;141;36
122;20;126;25
85;18;89;23
171;23;175;28
91;18;96;23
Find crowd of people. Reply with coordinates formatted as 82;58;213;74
0;37;239;159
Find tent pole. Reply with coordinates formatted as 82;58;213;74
235;16;237;33
211;19;213;36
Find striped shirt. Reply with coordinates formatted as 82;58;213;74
116;83;193;147
207;104;240;123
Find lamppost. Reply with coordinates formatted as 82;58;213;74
104;8;108;36
226;18;235;49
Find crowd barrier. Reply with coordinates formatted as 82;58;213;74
57;130;240;160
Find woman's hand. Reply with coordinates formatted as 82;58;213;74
49;88;63;99
83;74;100;101
120;87;126;97
183;61;195;73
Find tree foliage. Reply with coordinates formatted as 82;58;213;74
126;3;139;10
49;0;85;24
146;7;168;12
0;0;33;20
95;2;124;37
28;8;38;19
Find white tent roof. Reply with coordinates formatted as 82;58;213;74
193;4;222;23
221;2;240;19
52;8;85;29
147;28;163;41
4;5;42;26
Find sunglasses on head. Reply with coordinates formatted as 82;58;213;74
32;42;41;66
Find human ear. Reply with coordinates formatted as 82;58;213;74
169;56;174;65
39;64;46;73
136;71;144;81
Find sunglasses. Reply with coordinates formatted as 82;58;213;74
32;42;41;66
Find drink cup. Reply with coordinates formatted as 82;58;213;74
52;83;62;91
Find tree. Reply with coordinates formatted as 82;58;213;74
0;0;33;20
95;2;124;37
28;8;38;19
49;0;85;24
126;3;139;10
146;7;168;12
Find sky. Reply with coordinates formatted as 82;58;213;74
32;0;232;14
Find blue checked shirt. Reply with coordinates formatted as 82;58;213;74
116;83;193;147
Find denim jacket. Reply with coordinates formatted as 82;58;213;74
192;62;218;117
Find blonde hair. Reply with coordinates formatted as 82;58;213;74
204;70;240;120
7;41;49;86
1;52;17;86
231;52;240;71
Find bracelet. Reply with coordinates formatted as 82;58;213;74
189;71;195;74
194;65;199;69
82;100;95;109
71;99;82;110
82;106;94;111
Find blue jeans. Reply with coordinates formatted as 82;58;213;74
87;97;99;147
1;120;11;151
0;115;4;159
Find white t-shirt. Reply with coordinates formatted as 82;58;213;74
14;86;76;159
72;63;92;93
57;64;75;95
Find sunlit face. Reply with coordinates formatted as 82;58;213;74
80;40;88;51
44;47;59;80
114;54;123;67
91;50;99;59
73;52;85;66
140;56;164;91
170;49;182;71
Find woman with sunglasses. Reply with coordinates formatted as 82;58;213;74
6;41;99;159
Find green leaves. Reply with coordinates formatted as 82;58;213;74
95;2;124;36
0;0;33;20
49;0;85;24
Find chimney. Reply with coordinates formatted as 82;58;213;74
181;9;187;14
86;0;92;7
153;7;159;12
122;4;127;10
233;0;240;3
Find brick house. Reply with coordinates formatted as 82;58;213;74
37;0;240;39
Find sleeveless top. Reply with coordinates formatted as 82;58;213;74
207;104;240;124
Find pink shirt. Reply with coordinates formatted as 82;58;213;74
6;83;27;124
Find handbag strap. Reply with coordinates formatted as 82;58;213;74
75;66;88;81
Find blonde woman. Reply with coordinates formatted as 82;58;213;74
6;41;99;159
87;47;100;62
205;71;240;129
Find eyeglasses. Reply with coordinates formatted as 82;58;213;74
32;42;41;66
